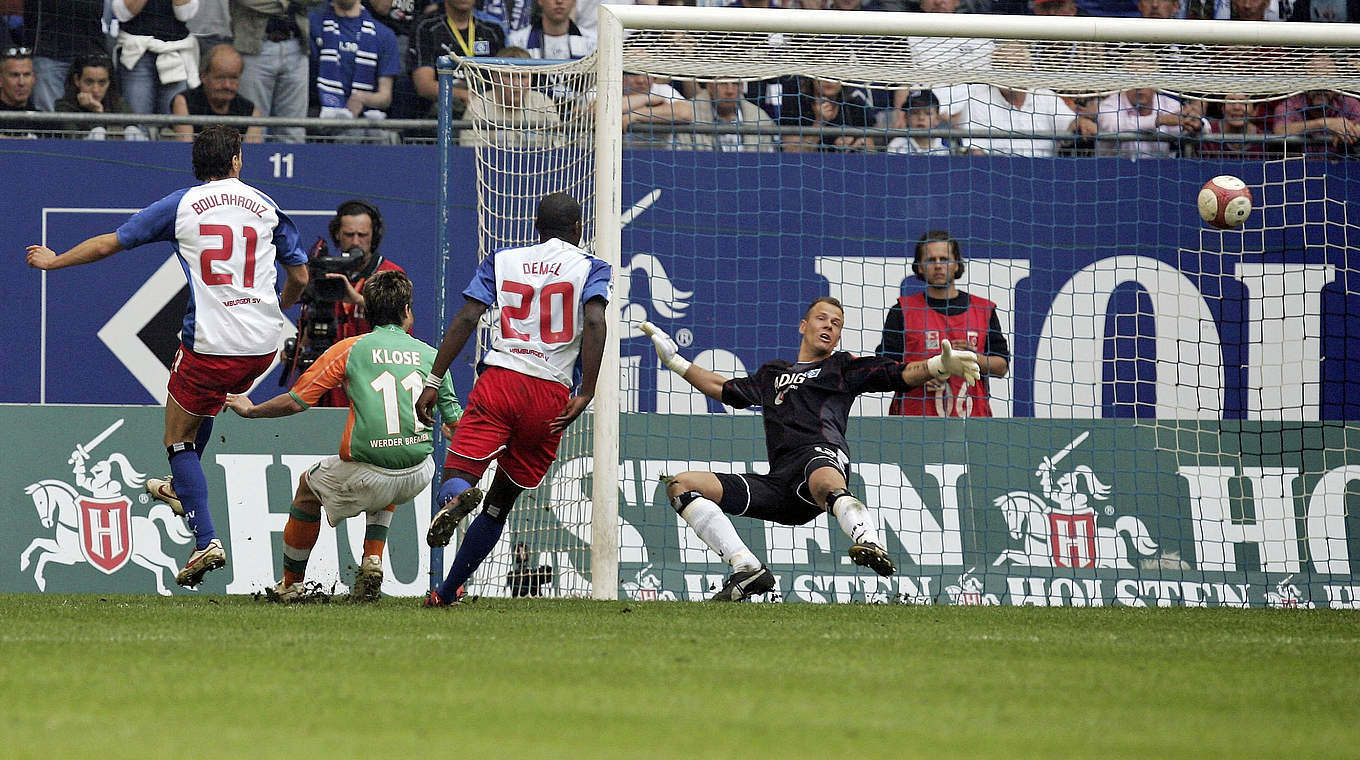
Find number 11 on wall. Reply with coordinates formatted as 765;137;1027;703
268;153;294;179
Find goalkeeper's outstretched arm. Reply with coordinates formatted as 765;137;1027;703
640;322;727;401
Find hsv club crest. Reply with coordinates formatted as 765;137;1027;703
19;420;194;595
945;568;999;606
621;564;676;602
992;431;1164;570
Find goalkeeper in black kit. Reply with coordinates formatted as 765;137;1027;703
641;296;980;602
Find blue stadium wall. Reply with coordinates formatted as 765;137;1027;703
3;142;1357;418
3;142;1360;604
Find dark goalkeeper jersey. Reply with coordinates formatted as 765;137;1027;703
721;351;912;464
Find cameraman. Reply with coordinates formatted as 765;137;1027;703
314;198;406;406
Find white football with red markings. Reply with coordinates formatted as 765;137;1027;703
1198;175;1253;229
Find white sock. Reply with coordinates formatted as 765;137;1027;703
680;497;760;572
832;494;881;547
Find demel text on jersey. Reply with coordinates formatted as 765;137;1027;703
522;260;563;277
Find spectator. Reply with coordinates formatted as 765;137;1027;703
365;0;430;121
484;0;536;41
1136;0;1180;16
1229;0;1271;17
742;75;795;122
113;0;201;122
1171;95;1204;156
875;230;1009;418
187;0;232;69
886;88;951;154
1287;0;1360;21
950;43;1095;157
231;0;323;144
1198;92;1270;159
621;70;692;147
460;45;560;147
1182;0;1226;18
675;77;777;152
828;0;889;9
509;0;595;60
368;0;431;45
53;53;143;140
1272;87;1360;158
896;0;993;118
1057;93;1100;156
22;1;109;113
1032;0;1080;11
1095;56;1185;158
408;0;507;120
913;0;992;63
309;0;400;142
172;43;263;142
0;44;35;136
781;76;872;153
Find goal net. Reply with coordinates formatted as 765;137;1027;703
437;53;604;598
445;10;1360;607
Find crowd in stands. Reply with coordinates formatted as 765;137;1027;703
0;0;1356;157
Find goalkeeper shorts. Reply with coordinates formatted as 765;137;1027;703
305;455;436;527
714;444;850;526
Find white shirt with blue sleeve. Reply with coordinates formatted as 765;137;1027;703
116;177;308;356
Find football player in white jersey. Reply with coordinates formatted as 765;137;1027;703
415;192;611;606
26;125;310;588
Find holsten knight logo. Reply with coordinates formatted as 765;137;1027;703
621;564;676;602
19;419;193;596
991;431;1175;570
945;568;999;606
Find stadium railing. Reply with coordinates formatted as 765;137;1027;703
1;109;1338;153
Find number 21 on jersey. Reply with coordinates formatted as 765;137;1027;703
199;223;258;287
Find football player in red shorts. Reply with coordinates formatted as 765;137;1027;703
415;192;611;607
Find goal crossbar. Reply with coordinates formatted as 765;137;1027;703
605;6;1360;47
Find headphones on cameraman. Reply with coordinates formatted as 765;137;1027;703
328;198;384;254
912;230;964;282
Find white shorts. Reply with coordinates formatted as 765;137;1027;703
305;456;436;527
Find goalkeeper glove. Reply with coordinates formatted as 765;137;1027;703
639;321;691;375
927;340;981;386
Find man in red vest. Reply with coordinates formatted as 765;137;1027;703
877;230;1010;418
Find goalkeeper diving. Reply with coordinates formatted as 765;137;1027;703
641;297;979;601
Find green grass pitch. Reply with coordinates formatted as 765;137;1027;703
2;594;1357;758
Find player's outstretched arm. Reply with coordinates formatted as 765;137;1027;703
640;321;727;401
552;298;607;433
225;392;306;419
417;298;489;426
25;233;123;270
